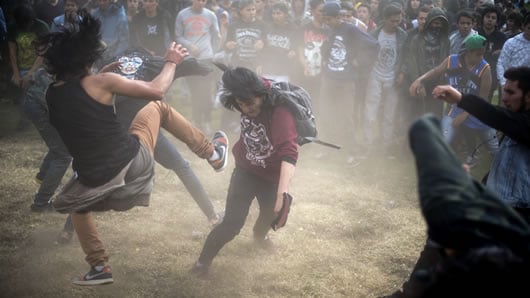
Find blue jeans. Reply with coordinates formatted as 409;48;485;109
23;94;72;205
441;115;499;158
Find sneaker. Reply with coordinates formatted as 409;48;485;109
56;230;74;245
190;261;209;280
209;210;225;227
208;131;229;172
72;265;113;286
254;235;276;253
30;201;54;213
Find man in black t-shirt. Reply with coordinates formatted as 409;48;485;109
130;0;173;56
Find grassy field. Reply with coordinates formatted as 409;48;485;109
0;96;491;298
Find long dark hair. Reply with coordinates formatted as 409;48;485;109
33;9;105;80
215;63;271;112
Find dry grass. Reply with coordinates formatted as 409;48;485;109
3;98;485;297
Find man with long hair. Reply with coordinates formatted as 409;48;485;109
34;10;228;285
191;65;300;279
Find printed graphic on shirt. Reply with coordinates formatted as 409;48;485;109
235;28;263;60
147;24;158;35
267;33;290;50
376;34;396;69
424;35;442;70
327;35;347;72
241;116;273;168
448;75;479;95
118;55;144;80
16;31;38;69
303;30;327;76
184;15;212;37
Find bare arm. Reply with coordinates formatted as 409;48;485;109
409;57;449;97
478;65;492;100
83;42;188;105
275;160;296;213
432;85;462;104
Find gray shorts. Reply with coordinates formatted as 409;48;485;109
53;142;155;213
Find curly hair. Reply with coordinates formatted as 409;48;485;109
33;9;105;80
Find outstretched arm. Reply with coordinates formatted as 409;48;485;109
410;57;449;97
433;85;530;146
432;84;463;104
88;42;188;104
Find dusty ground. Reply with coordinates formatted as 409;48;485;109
0;99;490;298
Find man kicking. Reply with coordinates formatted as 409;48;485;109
35;10;228;285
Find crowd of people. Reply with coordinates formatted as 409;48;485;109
1;0;530;294
1;0;529;162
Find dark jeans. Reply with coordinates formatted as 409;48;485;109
198;167;277;266
23;95;72;205
393;115;529;297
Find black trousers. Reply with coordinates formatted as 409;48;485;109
198;167;277;266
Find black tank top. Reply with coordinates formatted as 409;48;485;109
46;79;140;187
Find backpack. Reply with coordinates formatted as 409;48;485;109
268;80;317;146
268;80;341;149
212;61;340;148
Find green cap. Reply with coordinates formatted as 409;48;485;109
463;34;487;51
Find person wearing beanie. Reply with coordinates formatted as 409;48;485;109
404;7;450;117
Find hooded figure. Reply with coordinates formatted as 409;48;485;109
410;7;449;78
402;7;449;116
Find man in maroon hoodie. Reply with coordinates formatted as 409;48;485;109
191;66;299;278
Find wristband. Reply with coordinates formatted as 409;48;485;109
165;60;178;65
